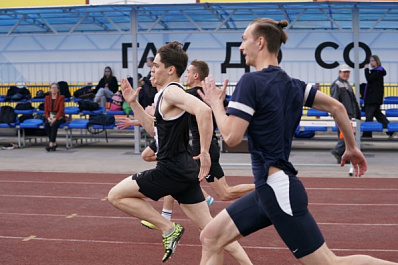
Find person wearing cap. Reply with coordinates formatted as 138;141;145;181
330;64;361;164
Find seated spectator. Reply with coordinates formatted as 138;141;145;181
93;66;118;111
44;83;66;151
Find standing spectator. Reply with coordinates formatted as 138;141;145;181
330;64;361;164
93;66;118;111
138;57;157;108
362;55;392;138
44;83;66;152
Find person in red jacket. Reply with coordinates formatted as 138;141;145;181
44;82;66;151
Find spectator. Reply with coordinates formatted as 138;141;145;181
93;66;118;111
44;82;66;152
362;55;393;138
330;64;361;164
138;57;157;108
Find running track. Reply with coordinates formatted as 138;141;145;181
1;171;397;264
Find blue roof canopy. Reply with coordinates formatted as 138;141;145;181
0;2;397;36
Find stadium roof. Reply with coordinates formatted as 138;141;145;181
0;1;397;36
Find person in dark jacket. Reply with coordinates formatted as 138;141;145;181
330;64;361;163
44;83;66;151
93;66;119;111
362;55;392;138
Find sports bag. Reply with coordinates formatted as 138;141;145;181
15;102;34;110
109;92;123;111
74;86;94;99
0;106;17;126
87;114;115;142
78;100;99;111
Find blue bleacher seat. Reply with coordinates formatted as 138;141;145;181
19;119;43;129
36;110;45;115
15;108;36;115
0;95;5;102
384;96;398;105
303;126;328;131
31;98;45;103
65;106;80;115
106;110;126;115
67;119;89;129
386;109;398;117
387;122;398;132
82;107;105;116
307;109;329;117
360;122;383;132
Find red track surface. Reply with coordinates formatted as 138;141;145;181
1;171;397;264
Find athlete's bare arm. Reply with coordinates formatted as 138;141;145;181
120;78;155;136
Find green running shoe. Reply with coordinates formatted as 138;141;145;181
162;222;184;262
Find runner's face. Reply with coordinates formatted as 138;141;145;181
240;24;258;67
185;65;196;87
152;54;169;87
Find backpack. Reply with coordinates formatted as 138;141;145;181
74;86;94;99
0;106;17;126
109;92;123;111
78;100;99;111
15;102;34;110
122;101;132;115
87;114;115;142
58;81;71;98
34;90;45;99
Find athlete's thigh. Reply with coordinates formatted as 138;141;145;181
227;190;272;236
204;209;244;246
109;175;146;199
180;201;213;230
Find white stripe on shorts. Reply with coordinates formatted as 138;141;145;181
266;170;293;216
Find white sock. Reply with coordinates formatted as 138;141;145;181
161;209;172;221
205;195;212;202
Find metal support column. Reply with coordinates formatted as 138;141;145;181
130;9;141;154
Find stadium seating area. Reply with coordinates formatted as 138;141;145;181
1;82;398;148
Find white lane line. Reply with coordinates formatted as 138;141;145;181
1;212;397;226
1;236;397;253
1;180;397;192
1;194;397;207
0;180;115;185
0;195;100;200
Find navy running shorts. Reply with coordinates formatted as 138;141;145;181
226;171;324;259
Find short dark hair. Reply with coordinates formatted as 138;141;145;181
190;60;209;81
157;41;188;78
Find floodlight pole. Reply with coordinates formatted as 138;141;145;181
352;5;361;148
130;9;141;154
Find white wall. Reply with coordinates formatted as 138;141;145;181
1;31;397;86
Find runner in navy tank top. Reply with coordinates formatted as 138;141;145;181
199;18;394;265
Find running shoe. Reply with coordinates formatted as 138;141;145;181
206;196;215;206
162;222;184;262
141;220;159;230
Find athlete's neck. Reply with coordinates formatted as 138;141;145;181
254;53;279;71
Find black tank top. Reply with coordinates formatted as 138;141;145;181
154;82;192;162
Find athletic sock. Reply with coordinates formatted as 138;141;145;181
163;224;175;237
162;209;172;221
205;196;212;203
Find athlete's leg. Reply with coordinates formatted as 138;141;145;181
181;202;252;265
299;243;398;265
209;176;254;201
199;209;247;265
108;176;173;233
